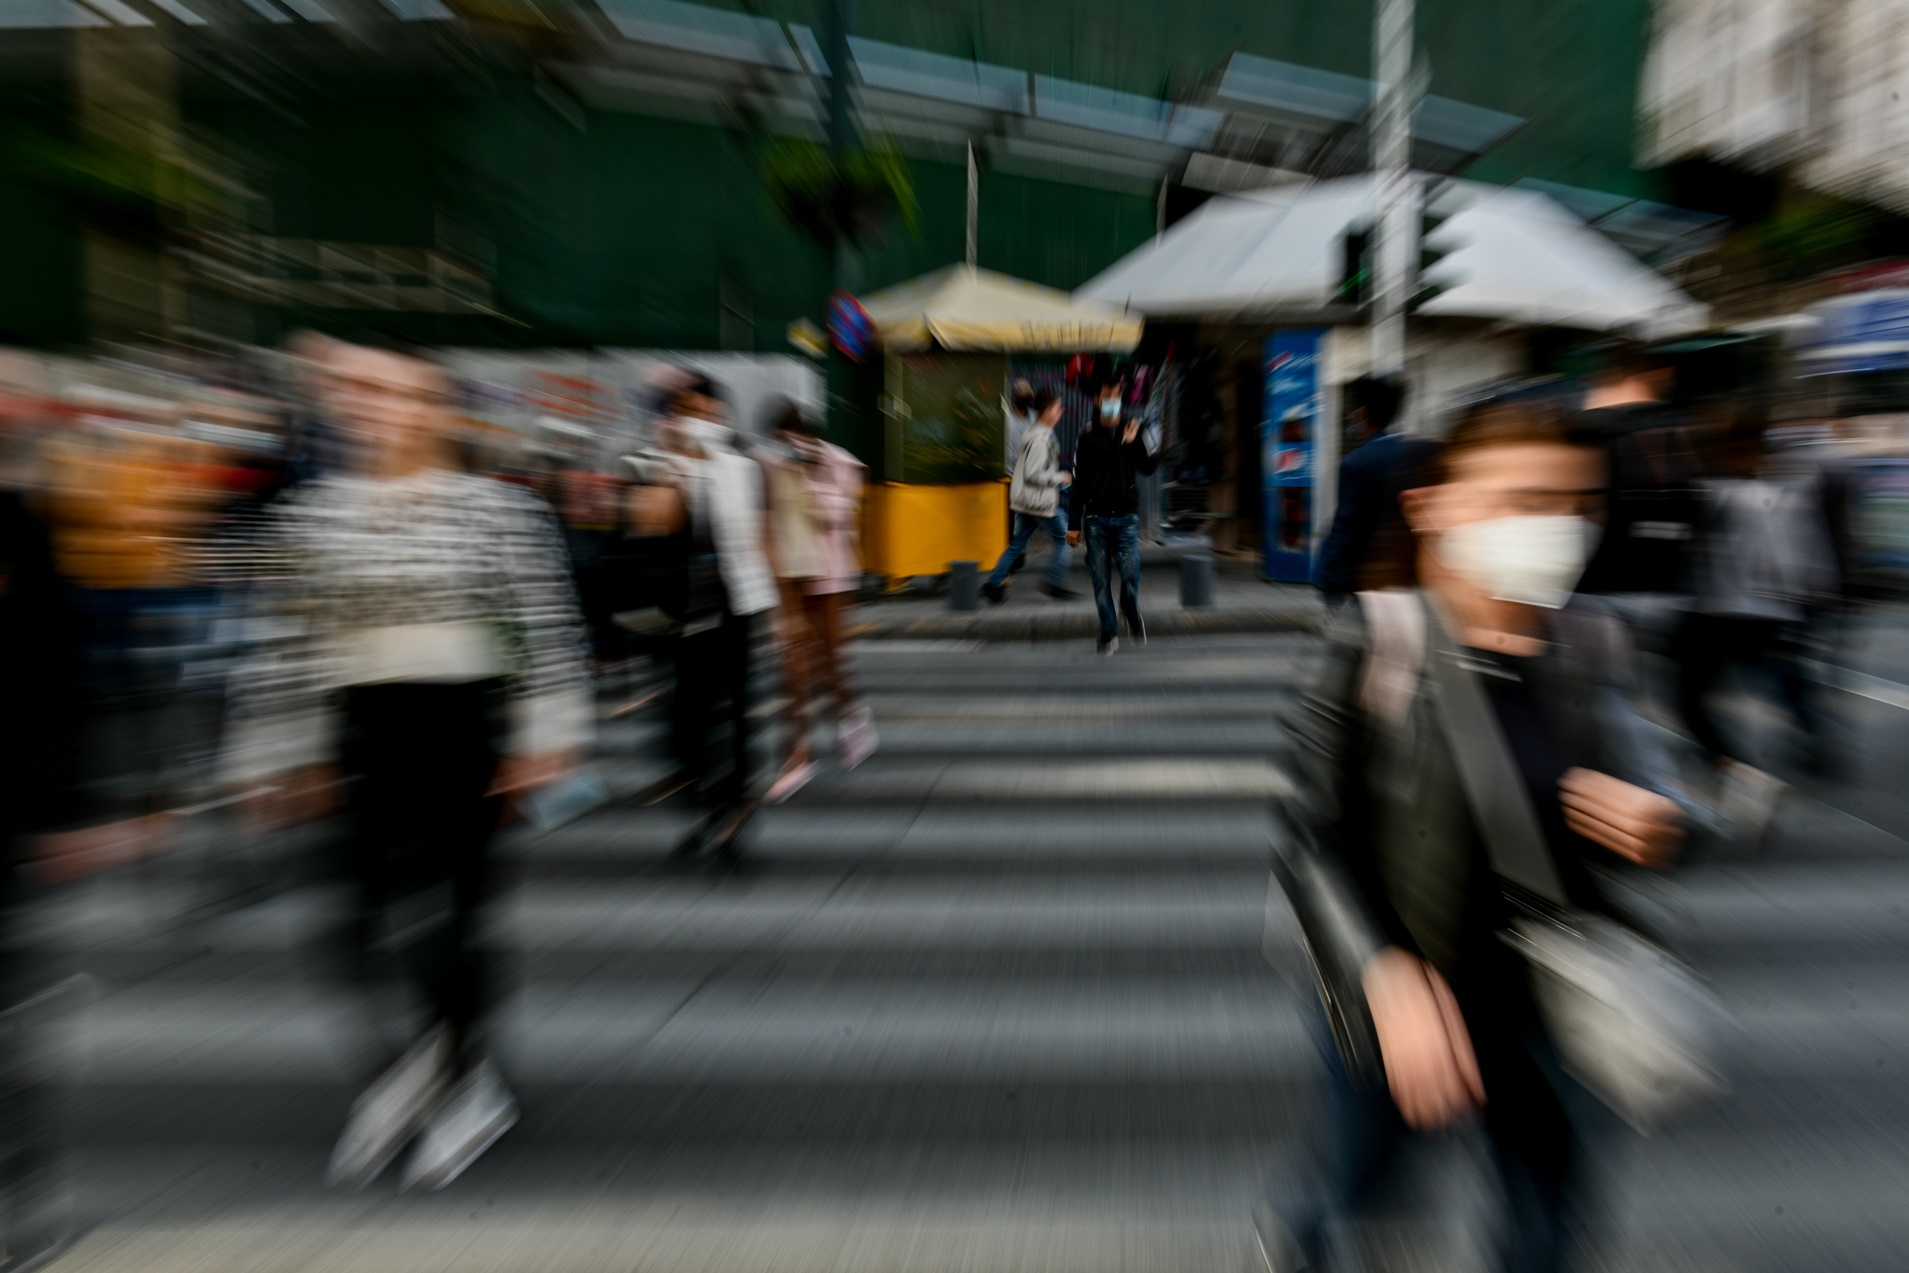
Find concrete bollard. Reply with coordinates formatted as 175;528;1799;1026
948;560;980;611
1179;553;1215;608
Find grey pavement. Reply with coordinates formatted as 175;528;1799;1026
848;541;1323;640
28;626;1909;1271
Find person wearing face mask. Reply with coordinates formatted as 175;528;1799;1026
622;374;776;857
1067;375;1158;655
1254;400;1694;1273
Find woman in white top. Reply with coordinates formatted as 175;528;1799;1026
227;340;592;1194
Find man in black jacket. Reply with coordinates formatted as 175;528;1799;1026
1067;377;1158;654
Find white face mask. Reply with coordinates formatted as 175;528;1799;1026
1435;514;1597;610
676;415;724;452
1100;399;1120;421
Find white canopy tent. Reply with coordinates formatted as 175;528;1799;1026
1076;175;1709;337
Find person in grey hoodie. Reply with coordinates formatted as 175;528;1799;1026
982;388;1077;602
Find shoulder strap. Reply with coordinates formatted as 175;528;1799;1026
1418;597;1571;906
1356;589;1426;728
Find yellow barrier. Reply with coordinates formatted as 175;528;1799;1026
862;481;1010;586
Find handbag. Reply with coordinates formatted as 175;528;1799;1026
1413;594;1728;1130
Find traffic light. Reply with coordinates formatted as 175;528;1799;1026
1336;225;1371;308
1407;202;1456;314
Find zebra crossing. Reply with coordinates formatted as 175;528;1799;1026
30;632;1909;1271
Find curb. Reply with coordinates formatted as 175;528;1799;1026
847;607;1322;642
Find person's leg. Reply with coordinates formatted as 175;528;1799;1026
1041;508;1071;590
418;684;505;1069
1114;515;1142;631
721;609;754;810
1259;1003;1407;1269
776;579;815;769
985;515;1038;590
1478;1037;1579;1273
804;592;852;721
1085;517;1118;642
1675;613;1732;764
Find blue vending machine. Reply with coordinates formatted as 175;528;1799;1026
1262;329;1324;582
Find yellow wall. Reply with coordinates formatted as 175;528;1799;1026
862;481;1010;582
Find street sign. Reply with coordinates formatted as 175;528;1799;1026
828;291;875;362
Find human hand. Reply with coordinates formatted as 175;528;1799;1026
1058;471;1073;487
1122;421;1140;445
1559;767;1685;868
1362;948;1485;1130
1066;530;1081;547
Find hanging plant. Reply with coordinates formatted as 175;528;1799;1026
1;125;222;249
759;137;919;248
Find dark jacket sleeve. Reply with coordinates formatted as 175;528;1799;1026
1280;603;1416;960
1067;432;1093;524
1313;443;1381;597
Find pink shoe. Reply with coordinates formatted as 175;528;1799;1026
765;761;817;804
839;709;879;770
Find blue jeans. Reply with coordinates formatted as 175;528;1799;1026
986;509;1069;590
1269;993;1584;1273
1084;514;1140;641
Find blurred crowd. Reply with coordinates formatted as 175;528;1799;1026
0;335;877;1253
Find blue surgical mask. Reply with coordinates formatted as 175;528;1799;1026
1100;399;1120;421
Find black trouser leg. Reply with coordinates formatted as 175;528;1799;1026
1675;614;1735;763
341;683;503;1068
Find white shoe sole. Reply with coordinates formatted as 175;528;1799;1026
403;1101;519;1193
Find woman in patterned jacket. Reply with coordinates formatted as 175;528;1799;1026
225;340;592;1194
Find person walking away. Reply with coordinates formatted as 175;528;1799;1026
1258;399;1691;1273
1068;376;1158;655
622;374;777;857
1674;405;1837;840
1313;376;1433;604
981;388;1075;605
225;340;593;1193
762;400;875;803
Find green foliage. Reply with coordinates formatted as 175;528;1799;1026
1742;193;1880;279
759;137;920;249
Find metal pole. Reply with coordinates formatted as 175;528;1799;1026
1369;0;1416;380
966;141;978;269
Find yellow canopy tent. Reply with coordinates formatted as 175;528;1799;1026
847;265;1142;586
859;264;1143;353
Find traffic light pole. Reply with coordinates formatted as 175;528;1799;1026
1369;0;1416;382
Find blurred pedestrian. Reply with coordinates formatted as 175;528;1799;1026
1260;400;1690;1273
1573;340;1707;624
0;476;87;1271
762;399;874;803
623;374;776;857
1313;375;1431;605
225;339;593;1193
1005;379;1038;576
1069;375;1158;655
1674;405;1838;834
981;387;1075;605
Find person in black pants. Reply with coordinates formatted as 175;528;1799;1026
229;341;592;1194
623;374;777;859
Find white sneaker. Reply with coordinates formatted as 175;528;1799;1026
1096;637;1119;657
401;1059;519;1193
328;1026;451;1191
839;707;879;770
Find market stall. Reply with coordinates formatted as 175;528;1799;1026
841;265;1142;584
